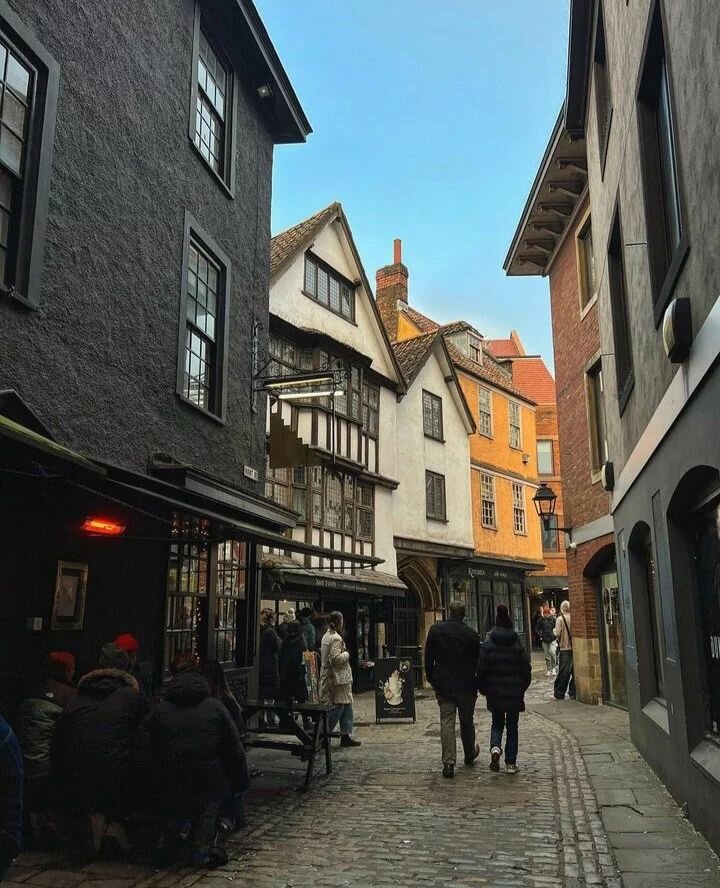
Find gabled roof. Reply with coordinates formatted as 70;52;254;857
510;357;556;404
392;334;475;433
403;306;440;334
269;203;406;391
485;330;525;359
270;202;341;280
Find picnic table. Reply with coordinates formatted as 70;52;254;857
241;700;333;791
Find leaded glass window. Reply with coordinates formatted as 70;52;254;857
426;471;446;521
304;253;355;320
422;390;443;440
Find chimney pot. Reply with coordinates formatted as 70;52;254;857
393;238;402;265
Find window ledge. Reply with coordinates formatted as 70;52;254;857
690;737;720;788
426;516;449;524
652;235;691;328
617;371;635;416
176;392;226;425
642;697;670;735
599;107;614;180
580;292;599;320
510;444;524;452
513;531;529;537
590;469;603;486
478;431;494;440
481;523;499;532
0;284;34;309
424;434;446;444
189;139;235;199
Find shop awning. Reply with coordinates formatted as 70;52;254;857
0;414;105;475
263;555;407;598
527;576;569;590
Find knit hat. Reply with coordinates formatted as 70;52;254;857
48;651;75;681
495;605;513;629
282;608;296;624
98;643;130;671
114;633;139;653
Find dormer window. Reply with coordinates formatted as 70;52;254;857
468;333;483;364
304;252;355;322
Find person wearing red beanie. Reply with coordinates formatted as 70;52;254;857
113;634;151;697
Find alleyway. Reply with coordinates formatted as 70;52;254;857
5;667;720;888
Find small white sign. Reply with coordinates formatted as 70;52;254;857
243;465;259;482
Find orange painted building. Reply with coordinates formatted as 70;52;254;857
376;243;545;646
486;332;568;611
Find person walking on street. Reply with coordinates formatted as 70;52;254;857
554;600;576;700
538;607;557;675
298;607;317;651
476;605;531;774
319;611;361;747
424;600;480;779
258;609;281;728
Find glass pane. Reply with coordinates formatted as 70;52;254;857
2;90;24;137
5;54;29;101
317;269;328;304
657;61;681;253
0;167;12;209
0;126;22;174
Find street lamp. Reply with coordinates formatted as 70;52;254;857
532;482;557;530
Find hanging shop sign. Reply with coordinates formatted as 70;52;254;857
374;657;416;723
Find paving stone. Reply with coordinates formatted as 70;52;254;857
27;871;88;887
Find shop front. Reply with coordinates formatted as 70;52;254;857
260;556;407;692
443;559;535;650
596;560;626;709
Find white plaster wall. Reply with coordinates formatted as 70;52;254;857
394;352;474;549
270;221;397;382
374;485;397;573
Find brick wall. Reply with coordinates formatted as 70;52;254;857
375;262;408;341
549;207;611;529
533;401;568;581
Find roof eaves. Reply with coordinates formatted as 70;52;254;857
565;0;595;137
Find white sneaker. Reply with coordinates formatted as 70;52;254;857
545;669;552;676
506;763;519;774
553;668;558;676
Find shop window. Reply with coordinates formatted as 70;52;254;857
608;206;634;411
637;0;686;320
586;361;608;472
629;524;665;701
164;536;209;671
512;483;527;535
480;473;496;528
422;390;443;441
594;1;612;171
214;541;247;664
537;440;554;475
542;515;559;552
0;17;58;306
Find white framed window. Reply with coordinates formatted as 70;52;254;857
478;387;493;437
481;474;496;528
509;400;522;449
468;333;483;364
513;483;526;535
537;440;554;475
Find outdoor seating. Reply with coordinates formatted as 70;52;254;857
241;701;333;791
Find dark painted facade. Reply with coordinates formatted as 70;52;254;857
0;0;310;700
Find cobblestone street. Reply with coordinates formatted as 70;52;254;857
5;665;720;888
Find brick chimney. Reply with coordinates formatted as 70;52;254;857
375;238;408;342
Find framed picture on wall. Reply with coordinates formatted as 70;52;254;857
51;561;88;630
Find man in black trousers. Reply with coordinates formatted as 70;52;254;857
424;600;481;778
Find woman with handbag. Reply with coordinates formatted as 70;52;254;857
319;612;361;748
553;600;576;700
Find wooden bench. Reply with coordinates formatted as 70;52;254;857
241;701;333;791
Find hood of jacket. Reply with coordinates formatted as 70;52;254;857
78;668;138;698
488;626;519;646
165;668;210;707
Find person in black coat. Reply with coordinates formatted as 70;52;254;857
278;621;308;704
258;609;281;728
0;715;23;881
50;644;151;854
476;605;531;774
424;600;481;779
143;659;249;869
538;606;557;674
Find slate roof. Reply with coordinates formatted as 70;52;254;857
507;356;556;404
270;202;341;279
391;333;438;384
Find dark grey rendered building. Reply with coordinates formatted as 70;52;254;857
566;0;720;853
0;0;314;701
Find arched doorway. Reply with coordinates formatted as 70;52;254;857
395;557;442;687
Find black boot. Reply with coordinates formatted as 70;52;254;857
340;735;361;747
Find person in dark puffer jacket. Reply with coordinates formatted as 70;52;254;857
476;605;531;775
0;715;23;880
143;654;249;869
51;644;151;850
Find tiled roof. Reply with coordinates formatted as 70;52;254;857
486;338;520;358
392;333;438;384
446;341;534;404
403;306;440;334
270;202;341;279
508;356;556;404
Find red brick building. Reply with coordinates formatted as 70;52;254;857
503;114;626;706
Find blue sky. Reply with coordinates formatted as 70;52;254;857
258;1;569;367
